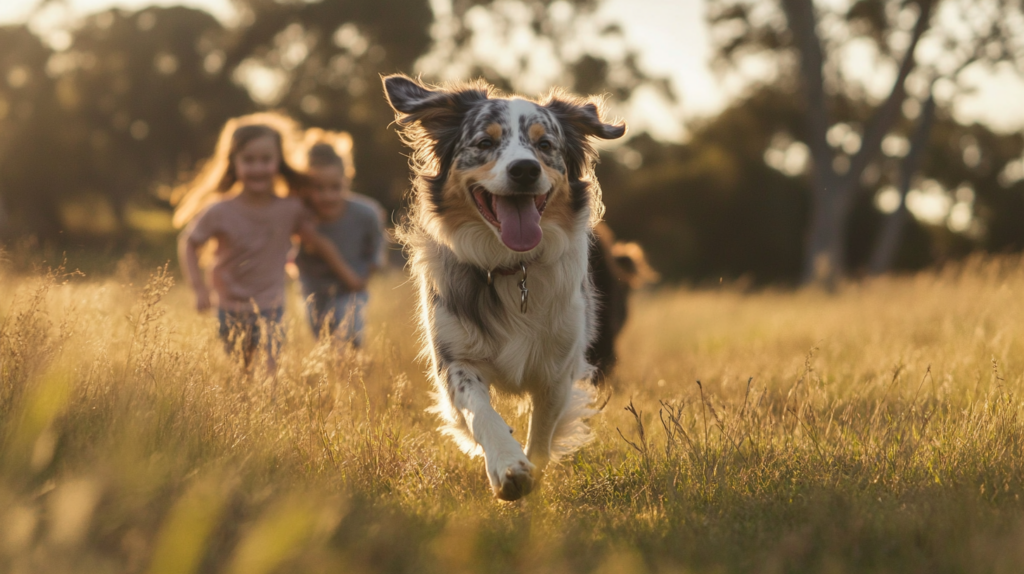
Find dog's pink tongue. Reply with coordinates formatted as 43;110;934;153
494;195;543;252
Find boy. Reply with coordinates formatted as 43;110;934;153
295;140;385;347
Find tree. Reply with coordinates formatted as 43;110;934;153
216;0;437;210
215;0;678;215
594;86;811;284
0;1;438;241
0;7;256;241
709;0;1024;285
61;7;255;230
2;0;676;247
0;25;66;239
417;0;675;105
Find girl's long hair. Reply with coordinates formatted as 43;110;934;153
171;112;308;228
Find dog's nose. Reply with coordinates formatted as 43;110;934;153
507;159;541;187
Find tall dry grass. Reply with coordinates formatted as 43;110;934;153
3;253;1024;573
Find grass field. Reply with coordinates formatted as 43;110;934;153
3;253;1024;573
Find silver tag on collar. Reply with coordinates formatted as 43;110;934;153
518;262;528;313
486;263;529;313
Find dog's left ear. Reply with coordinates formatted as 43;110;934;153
545;99;626;141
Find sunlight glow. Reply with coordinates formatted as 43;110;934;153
232;61;289;107
947;202;972;233
874;186;902;214
2;0;1024;138
0;0;235;25
955;63;1024;134
906;180;951;226
764;133;810;177
881;134;910;158
999;158;1024;188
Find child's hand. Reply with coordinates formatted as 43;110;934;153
296;224;367;293
196;290;212;312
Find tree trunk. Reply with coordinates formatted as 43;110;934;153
802;185;852;288
868;92;937;275
0;188;8;234
782;0;935;287
24;196;65;242
783;0;843;285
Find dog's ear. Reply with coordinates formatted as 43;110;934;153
544;96;626;184
382;74;488;136
383;74;440;115
545;98;626;141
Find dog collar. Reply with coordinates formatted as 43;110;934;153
486;264;521;281
486;262;529;313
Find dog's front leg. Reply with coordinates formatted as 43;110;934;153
524;379;570;472
448;363;535;501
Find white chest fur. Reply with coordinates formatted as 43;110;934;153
417;227;593;392
483;262;589;389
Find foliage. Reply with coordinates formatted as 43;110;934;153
420;0;675;104
594;81;1024;283
597;87;809;283
0;0;673;245
706;0;1024;284
2;0;1024;283
5;256;1024;571
0;0;437;239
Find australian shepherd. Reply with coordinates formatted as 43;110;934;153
383;74;625;500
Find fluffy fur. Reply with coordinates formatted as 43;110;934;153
383;74;625;500
587;222;659;382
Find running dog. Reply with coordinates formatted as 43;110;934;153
587;222;659;383
383;74;625;500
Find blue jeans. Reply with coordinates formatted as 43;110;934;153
217;307;284;369
305;291;368;347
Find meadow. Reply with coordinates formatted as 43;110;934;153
3;251;1024;574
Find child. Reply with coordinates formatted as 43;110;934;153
174;113;363;371
294;132;385;348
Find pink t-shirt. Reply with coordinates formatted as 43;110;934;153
186;195;310;312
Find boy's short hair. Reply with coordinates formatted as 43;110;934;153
299;129;355;179
308;143;345;170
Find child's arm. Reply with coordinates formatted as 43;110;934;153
296;222;365;292
367;204;388;275
178;230;212;312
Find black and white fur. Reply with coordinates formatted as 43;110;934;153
383;74;625;500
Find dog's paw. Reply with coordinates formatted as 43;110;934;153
489;458;535;501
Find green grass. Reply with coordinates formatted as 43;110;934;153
3;254;1024;573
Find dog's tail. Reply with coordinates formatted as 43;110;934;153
549;383;599;461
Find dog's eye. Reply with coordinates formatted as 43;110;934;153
537;140;552;152
476;138;494;150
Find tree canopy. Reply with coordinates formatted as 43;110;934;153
1;0;1023;284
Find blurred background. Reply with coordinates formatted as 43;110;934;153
0;0;1022;286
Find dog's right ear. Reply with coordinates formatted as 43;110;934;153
383;74;439;115
382;74;488;135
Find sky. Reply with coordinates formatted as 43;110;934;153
2;0;1023;142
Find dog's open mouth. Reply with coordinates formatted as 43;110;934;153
471;186;550;252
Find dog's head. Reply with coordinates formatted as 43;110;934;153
383;74;625;254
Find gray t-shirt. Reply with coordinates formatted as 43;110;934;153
295;193;386;296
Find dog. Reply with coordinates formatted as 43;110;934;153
587;222;658;383
383;74;625;500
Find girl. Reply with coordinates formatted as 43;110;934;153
293;130;386;348
174;113;363;371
